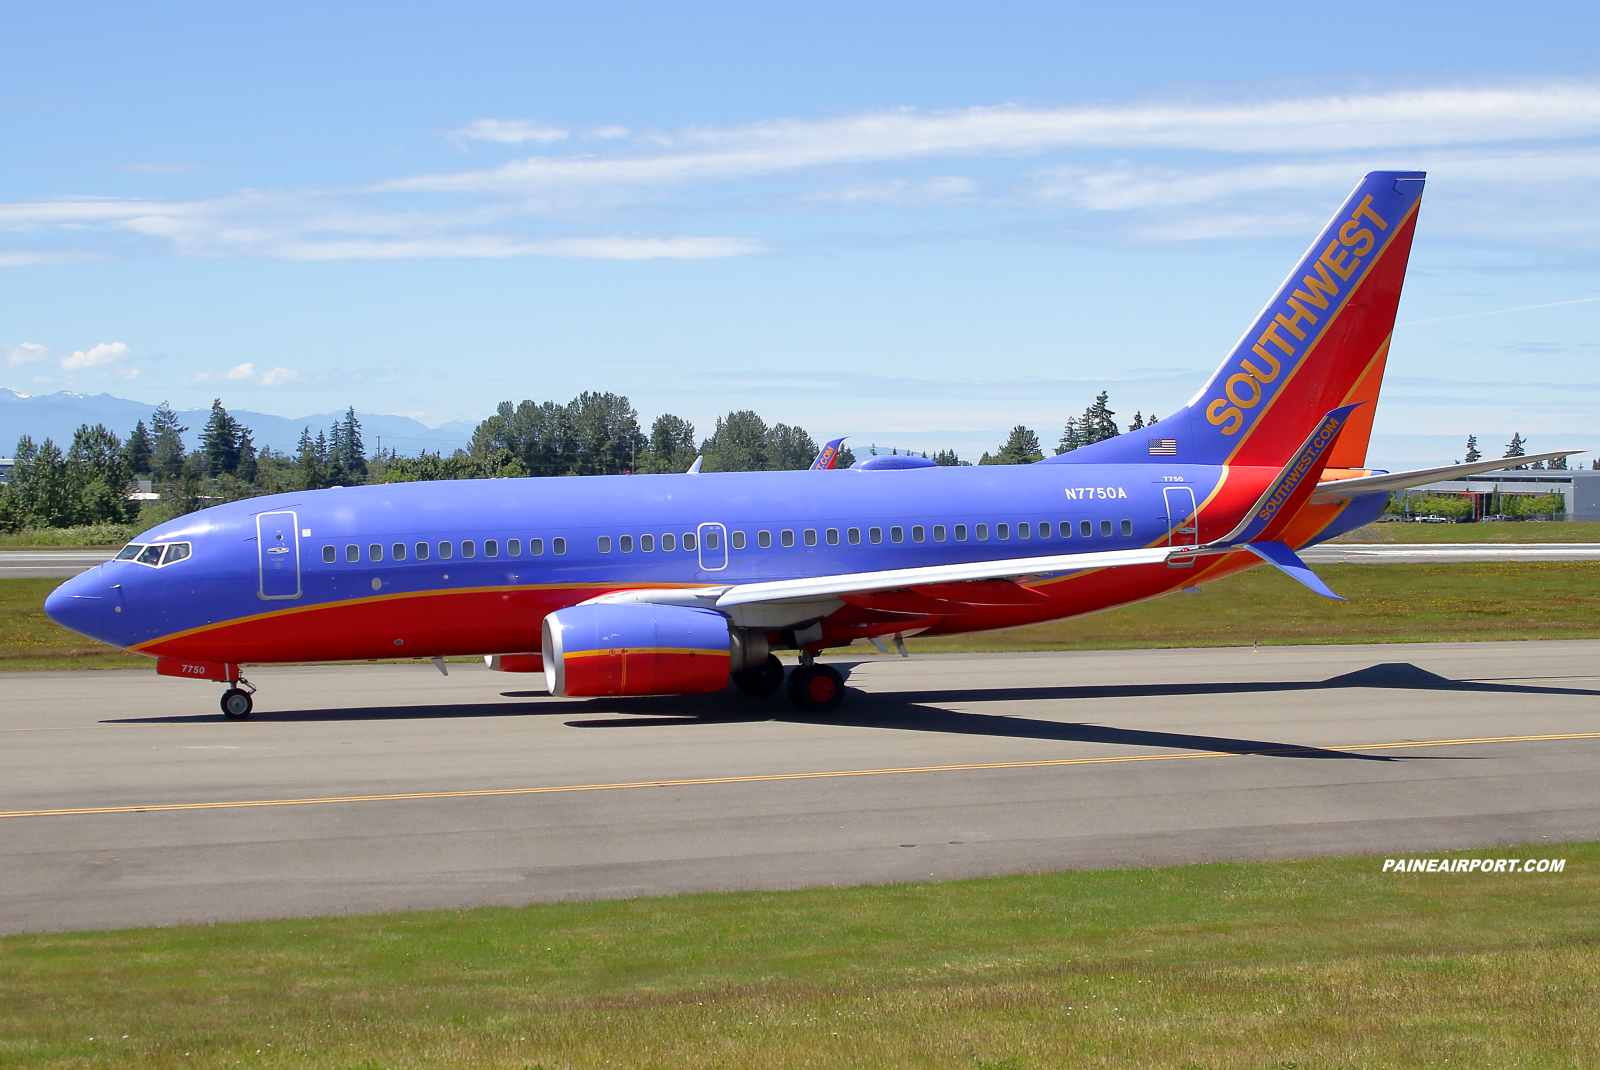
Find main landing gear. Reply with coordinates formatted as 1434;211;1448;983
731;653;784;696
220;677;257;720
786;657;844;713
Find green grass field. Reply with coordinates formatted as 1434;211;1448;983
6;561;1600;670
1334;519;1600;543
1;842;1591;1069
905;560;1600;653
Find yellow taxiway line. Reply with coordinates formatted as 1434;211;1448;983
3;731;1599;820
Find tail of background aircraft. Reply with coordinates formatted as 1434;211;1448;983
1050;170;1425;470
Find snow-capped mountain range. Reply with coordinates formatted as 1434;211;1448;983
0;388;473;457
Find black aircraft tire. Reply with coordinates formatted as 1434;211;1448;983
221;688;253;720
732;654;784;696
787;664;845;713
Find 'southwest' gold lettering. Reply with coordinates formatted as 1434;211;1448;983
1203;186;1397;441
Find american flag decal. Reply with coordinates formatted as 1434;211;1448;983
1148;438;1177;456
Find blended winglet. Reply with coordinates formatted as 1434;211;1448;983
811;437;847;471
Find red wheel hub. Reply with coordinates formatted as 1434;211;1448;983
807;674;836;703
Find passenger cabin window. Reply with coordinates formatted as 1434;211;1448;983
643;534;656;552
415;542;430;560
1101;520;1113;537
115;544;143;561
730;531;744;550
369;544;383;561
162;543;191;565
485;539;499;557
1038;520;1051;539
137;545;163;565
704;530;720;549
619;536;633;553
598;536;612;553
803;529;817;546
890;526;904;543
1059;522;1072;538
530;538;544;555
661;534;674;552
438;542;453;559
758;530;772;548
392;543;407;561
509;539;521;556
323;545;336;563
997;524;1010;540
847;527;861;544
1080;520;1092;538
933;525;946;542
346;544;360;562
1121;519;1133;536
781;530;794;547
955;524;968;541
683;533;697;551
911;525;925;543
1017;523;1030;539
553;537;567;555
826;528;839;545
869;527;883;544
976;524;989;541
462;540;476;558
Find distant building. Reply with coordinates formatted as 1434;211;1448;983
1399;469;1600;521
0;457;12;483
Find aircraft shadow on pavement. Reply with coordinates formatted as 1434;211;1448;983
102;662;1586;762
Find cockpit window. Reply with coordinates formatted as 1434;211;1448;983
136;545;164;566
161;542;192;565
115;544;143;561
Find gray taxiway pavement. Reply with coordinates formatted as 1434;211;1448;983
2;641;1597;934
1303;542;1600;563
0;550;117;577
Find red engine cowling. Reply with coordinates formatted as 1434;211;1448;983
542;603;731;697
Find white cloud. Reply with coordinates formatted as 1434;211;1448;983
258;366;305;386
451;119;569;145
6;342;51;368
60;341;131;371
225;362;256;380
4;81;1600;261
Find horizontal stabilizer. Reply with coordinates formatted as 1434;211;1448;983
1309;450;1585;502
1244;541;1345;601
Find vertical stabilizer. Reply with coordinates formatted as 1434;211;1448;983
1050;171;1423;469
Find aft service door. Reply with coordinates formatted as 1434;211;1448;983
1163;486;1197;567
257;510;302;599
697;522;728;571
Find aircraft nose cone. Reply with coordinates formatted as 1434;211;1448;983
44;568;111;643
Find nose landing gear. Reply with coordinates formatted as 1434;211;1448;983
220;677;257;719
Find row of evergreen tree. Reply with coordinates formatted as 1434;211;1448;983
9;388;1587;534
976;392;1154;465
1461;433;1591;470
0;400;372;532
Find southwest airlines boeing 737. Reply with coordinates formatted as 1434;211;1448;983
44;171;1579;718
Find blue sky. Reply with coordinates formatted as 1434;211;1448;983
3;1;1599;466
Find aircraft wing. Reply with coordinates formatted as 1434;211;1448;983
1308;450;1583;503
714;546;1172;607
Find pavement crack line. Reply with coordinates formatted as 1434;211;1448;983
2;731;1598;820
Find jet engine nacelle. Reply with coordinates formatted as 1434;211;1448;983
542;603;735;697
